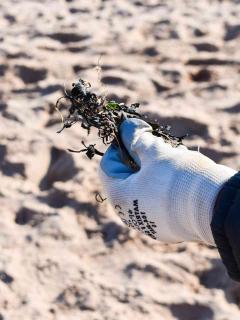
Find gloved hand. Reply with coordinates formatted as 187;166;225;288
99;118;236;245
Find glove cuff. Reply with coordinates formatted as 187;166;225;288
170;162;236;245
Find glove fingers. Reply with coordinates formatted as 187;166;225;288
100;143;135;179
100;118;155;179
100;118;174;179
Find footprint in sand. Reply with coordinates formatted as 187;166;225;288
14;65;48;84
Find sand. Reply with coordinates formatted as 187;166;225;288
1;0;240;319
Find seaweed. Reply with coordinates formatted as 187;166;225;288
55;79;186;171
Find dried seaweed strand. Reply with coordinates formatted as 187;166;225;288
56;79;187;170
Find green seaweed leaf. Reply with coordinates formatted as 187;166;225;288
106;101;120;110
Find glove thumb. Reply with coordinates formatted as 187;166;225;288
99;118;153;179
119;118;156;166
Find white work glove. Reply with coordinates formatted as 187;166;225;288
99;118;236;245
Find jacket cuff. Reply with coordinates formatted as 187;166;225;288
211;171;240;281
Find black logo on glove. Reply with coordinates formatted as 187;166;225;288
115;200;157;240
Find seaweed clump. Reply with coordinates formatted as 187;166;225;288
56;79;186;170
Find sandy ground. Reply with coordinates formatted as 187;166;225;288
1;0;240;319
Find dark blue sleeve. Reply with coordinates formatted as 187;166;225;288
211;172;240;281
